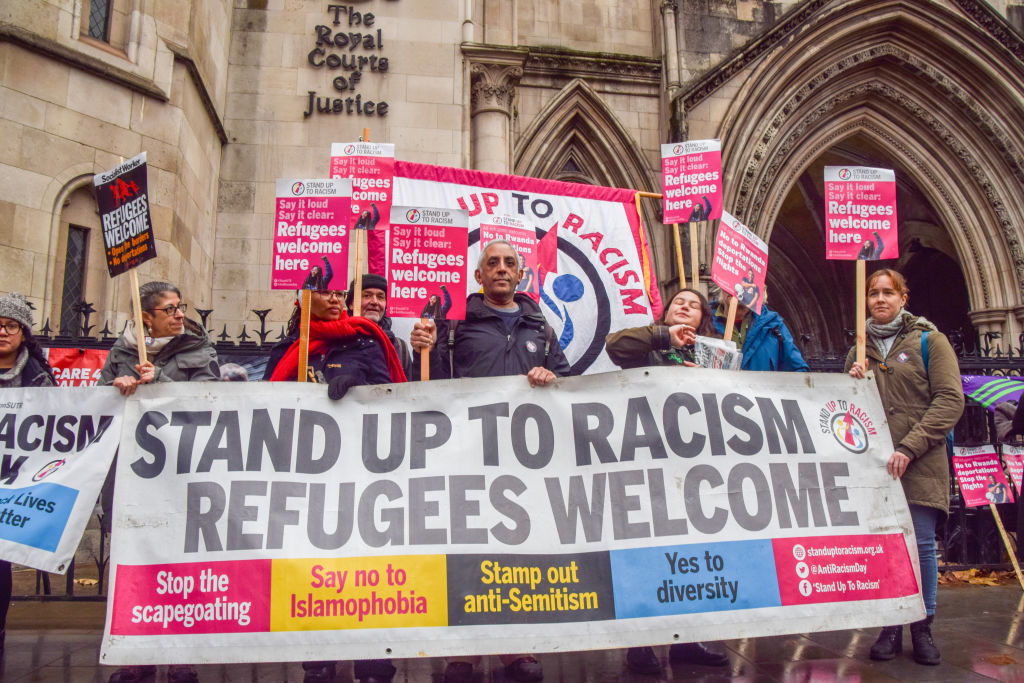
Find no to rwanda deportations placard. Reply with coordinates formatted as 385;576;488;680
100;373;923;665
0;387;122;572
94;152;157;277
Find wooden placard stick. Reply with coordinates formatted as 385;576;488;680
352;127;372;316
690;222;700;292
420;317;430;381
298;289;311;382
673;224;686;290
128;268;147;367
722;296;739;344
856;259;866;368
989;503;1024;594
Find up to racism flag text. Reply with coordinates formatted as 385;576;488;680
385;162;662;375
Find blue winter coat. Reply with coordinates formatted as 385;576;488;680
713;305;809;372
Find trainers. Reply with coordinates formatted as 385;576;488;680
108;666;156;683
669;642;729;667
505;656;543;681
626;646;663;674
443;661;474;683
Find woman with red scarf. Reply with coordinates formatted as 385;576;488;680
266;287;406;391
266;288;405;683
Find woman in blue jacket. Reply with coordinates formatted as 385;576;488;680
712;293;808;372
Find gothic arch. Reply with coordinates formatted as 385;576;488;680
514;79;664;280
712;0;1024;342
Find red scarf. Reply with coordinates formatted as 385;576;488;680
269;313;407;383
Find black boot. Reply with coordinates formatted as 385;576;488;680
868;626;902;660
910;615;940;665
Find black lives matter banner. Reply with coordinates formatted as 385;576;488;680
101;371;923;665
94;153;156;276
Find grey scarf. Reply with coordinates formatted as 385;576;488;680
865;308;908;357
0;347;29;388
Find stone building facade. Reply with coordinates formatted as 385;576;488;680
2;0;1023;352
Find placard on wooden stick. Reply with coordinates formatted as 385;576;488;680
94;153;158;367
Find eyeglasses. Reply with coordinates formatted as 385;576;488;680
149;303;188;316
0;321;22;335
314;290;345;301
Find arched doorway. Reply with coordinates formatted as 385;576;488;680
702;0;1024;353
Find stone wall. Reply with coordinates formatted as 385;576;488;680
0;0;229;330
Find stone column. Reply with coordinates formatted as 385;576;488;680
969;307;1009;351
661;1;680;90
469;62;522;174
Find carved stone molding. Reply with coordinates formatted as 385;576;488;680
732;43;1024;303
969;307;1011;327
523;47;661;86
470;62;523;117
682;0;1024;111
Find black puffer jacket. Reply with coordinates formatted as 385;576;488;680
265;331;391;386
425;293;572;379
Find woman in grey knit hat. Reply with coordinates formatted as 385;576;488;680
0;292;55;660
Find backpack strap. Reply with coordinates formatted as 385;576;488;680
920;329;954;455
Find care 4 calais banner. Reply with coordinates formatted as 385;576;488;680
390;162;662;375
101;372;922;665
0;387;121;572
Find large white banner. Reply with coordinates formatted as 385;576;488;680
0;387;122;572
101;372;923;665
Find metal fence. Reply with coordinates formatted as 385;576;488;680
13;309;1024;600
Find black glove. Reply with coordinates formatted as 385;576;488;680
327;372;361;400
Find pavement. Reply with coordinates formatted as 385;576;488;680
3;583;1024;682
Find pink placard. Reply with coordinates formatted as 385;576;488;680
330;142;395;231
385;206;469;320
271;178;351;290
661;140;723;224
824;166;898;260
110;559;271;635
1003;445;1024;495
772;534;918;606
710;211;769;314
952;446;1015;506
479;216;540;301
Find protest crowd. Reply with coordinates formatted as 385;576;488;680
0;228;975;681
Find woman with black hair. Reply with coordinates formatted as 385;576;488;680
605;288;732;674
0;292;55;660
606;287;719;369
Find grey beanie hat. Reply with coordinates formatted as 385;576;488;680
0;293;32;330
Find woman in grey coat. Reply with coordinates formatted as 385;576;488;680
100;281;219;395
100;281;218;683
